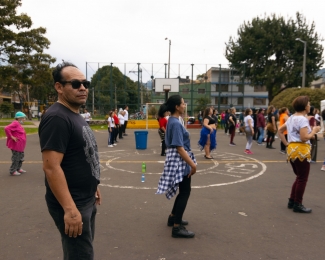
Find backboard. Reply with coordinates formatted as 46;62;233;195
154;78;179;93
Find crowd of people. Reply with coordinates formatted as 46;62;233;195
4;64;325;259
107;106;129;147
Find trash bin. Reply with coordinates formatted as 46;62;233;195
134;131;148;149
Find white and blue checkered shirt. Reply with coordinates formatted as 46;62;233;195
156;147;197;199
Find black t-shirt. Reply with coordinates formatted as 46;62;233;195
228;114;237;127
204;116;216;125
39;102;100;208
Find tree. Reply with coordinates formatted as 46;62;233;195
225;12;324;102
0;0;56;100
0;101;13;117
195;97;211;114
89;65;139;115
271;88;325;112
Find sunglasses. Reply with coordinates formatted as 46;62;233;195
60;80;90;89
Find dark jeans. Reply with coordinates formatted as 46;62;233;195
267;131;275;145
224;123;229;134
280;134;288;151
118;124;124;138
123;121;128;134
257;127;265;143
114;126;119;141
289;159;310;204
48;201;97;260
229;126;235;143
9;150;24;174
161;140;166;155
108;128;115;145
171;175;191;224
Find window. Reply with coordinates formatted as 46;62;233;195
238;85;244;92
182;88;189;94
215;84;228;91
237;97;243;105
253;98;266;105
215;97;228;105
254;85;267;92
197;88;205;94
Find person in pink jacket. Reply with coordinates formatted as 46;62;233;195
4;111;27;176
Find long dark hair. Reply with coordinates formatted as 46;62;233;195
203;107;211;118
159;95;183;115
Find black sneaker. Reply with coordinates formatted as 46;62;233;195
172;225;195;238
167;215;188;226
288;198;294;209
293;203;312;213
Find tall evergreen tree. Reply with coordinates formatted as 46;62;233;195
225;12;324;101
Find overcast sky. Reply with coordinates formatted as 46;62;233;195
18;0;324;82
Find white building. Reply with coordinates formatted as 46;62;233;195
206;67;269;111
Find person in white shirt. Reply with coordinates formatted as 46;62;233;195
278;96;320;213
107;110;116;147
244;108;254;154
123;105;129;136
83;109;91;124
118;108;125;139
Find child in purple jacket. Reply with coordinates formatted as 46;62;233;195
4;112;27;176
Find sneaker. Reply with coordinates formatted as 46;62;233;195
108;145;113;148
321;165;325;171
172;225;195;238
280;150;286;154
229;143;236;146
10;171;21;176
247;150;253;154
113;144;117;146
18;169;27;173
257;142;265;145
244;150;249;154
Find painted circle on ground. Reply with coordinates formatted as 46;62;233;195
98;148;267;190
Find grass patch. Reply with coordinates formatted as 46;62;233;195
0;121;34;126
0;128;39;138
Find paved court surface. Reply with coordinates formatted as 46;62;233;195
1;127;325;260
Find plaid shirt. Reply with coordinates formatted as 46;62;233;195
156;147;197;199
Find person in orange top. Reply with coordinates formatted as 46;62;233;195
279;107;289;154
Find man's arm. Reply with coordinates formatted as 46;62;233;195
42;150;83;238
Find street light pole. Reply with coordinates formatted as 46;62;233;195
165;38;171;78
296;38;307;88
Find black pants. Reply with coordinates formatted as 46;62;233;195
161;140;166;155
48;201;97;260
123;121;128;134
114;126;119;141
280;134;288;151
119;124;123;138
9;150;24;174
267;131;275;146
171;175;191;224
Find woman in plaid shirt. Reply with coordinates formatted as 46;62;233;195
156;95;197;238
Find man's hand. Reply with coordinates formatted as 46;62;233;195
11;136;18;142
64;209;83;238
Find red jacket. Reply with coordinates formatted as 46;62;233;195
113;114;119;125
257;113;265;128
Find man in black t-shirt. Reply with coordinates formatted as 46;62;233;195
39;61;101;260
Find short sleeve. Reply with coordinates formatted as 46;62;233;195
39;115;71;153
166;118;184;148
